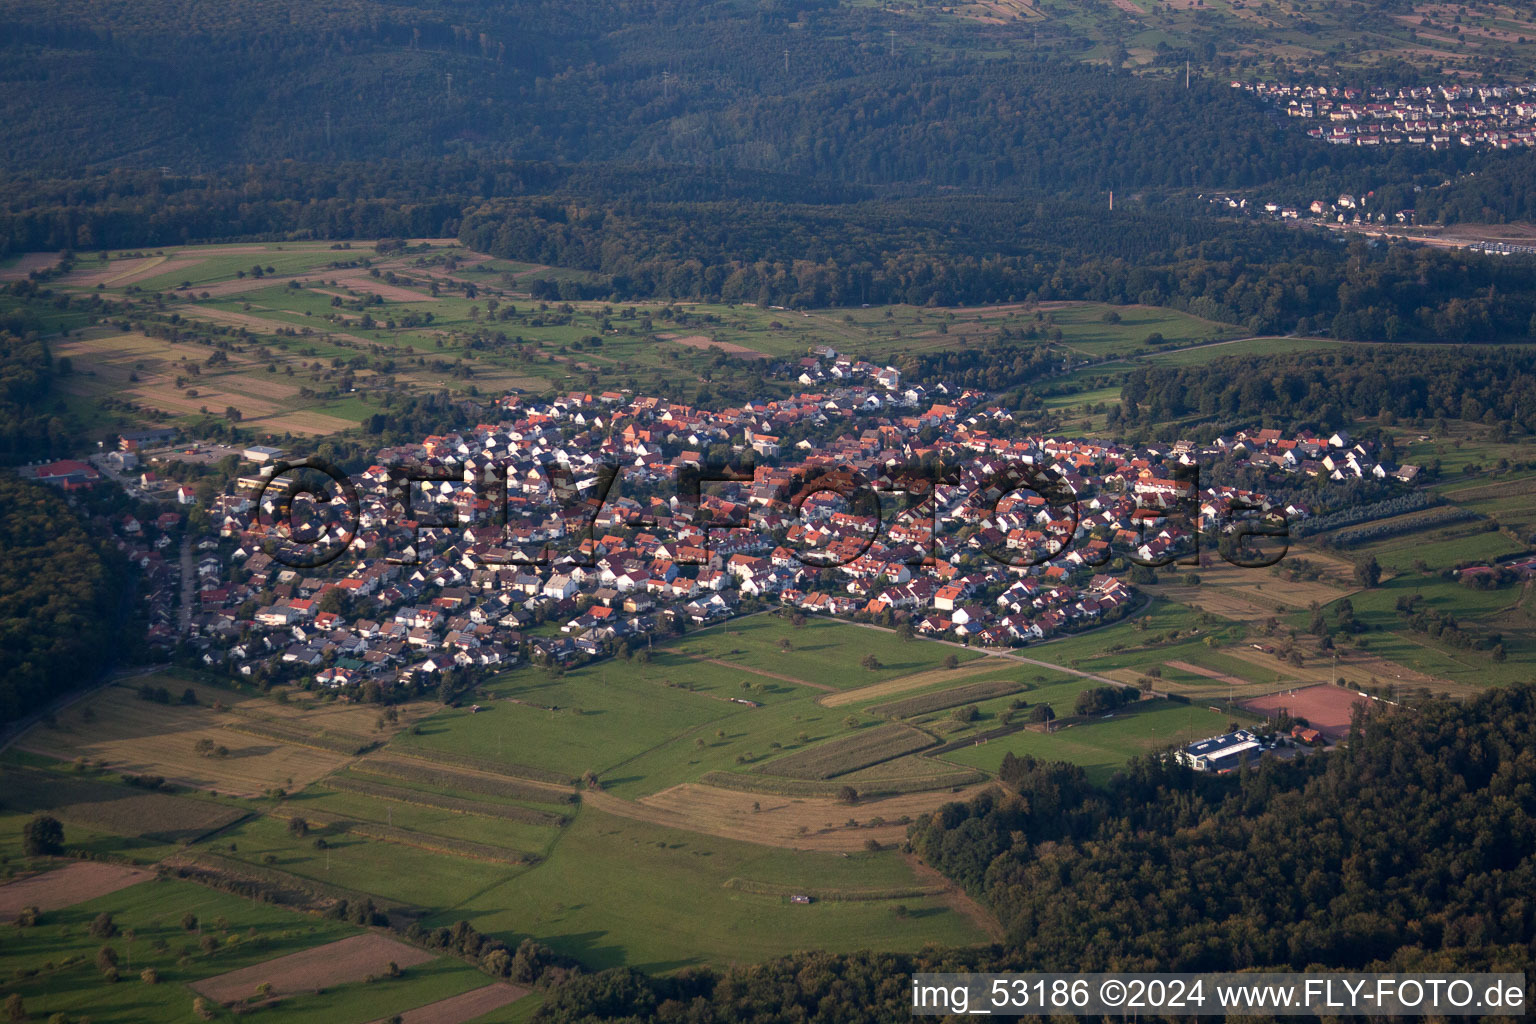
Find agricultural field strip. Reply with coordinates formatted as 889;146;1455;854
361;982;529;1024
0;767;246;842
721;877;948;900
375;747;575;788
191;932;435;1004
753;723;938;780
223;715;378;756
0;862;154;921
869;679;1025;718
697;767;984;797
820;658;1015;708
265;804;536;865
167;850;419;914
676;652;837;692
324;774;568;826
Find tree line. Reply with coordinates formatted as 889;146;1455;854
0;473;131;728
1120;344;1536;434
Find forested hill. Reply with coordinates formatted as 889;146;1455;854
0;0;1504;198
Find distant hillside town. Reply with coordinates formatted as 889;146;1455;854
1239;79;1536;150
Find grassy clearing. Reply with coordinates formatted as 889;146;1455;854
673;615;979;688
943;700;1246;784
429;806;986;972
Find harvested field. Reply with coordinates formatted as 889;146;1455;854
1;768;246;842
259;409;364;434
324;269;437;302
871;678;1023;718
0;251;63;281
181;680;434;741
584;780;992;851
0;862;153;922
753;723;936;780
192;933;434;1004
58;256;168;288
224;717;376;756
365;983;529;1024
656;333;768;359
821;659;1008;708
1239;684;1378;740
1151;557;1356;622
15;684;353;797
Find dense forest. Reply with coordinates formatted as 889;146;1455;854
0;474;130;728
523;685;1536;1021
0;0;1523;210
1119;345;1536;435
0;330;72;462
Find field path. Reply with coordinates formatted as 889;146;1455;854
678;653;835;692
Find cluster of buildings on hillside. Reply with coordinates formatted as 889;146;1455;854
1237;80;1536;149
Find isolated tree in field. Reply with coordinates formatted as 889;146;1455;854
837;785;859;804
1030;704;1056;725
90;912;118;939
943;653;959;670
860;653;880;671
22;816;62;856
96;944;118;974
287;817;308;837
1355;554;1381;588
3;993;24;1023
181;913;198;932
951;704;979;724
193;996;215;1021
